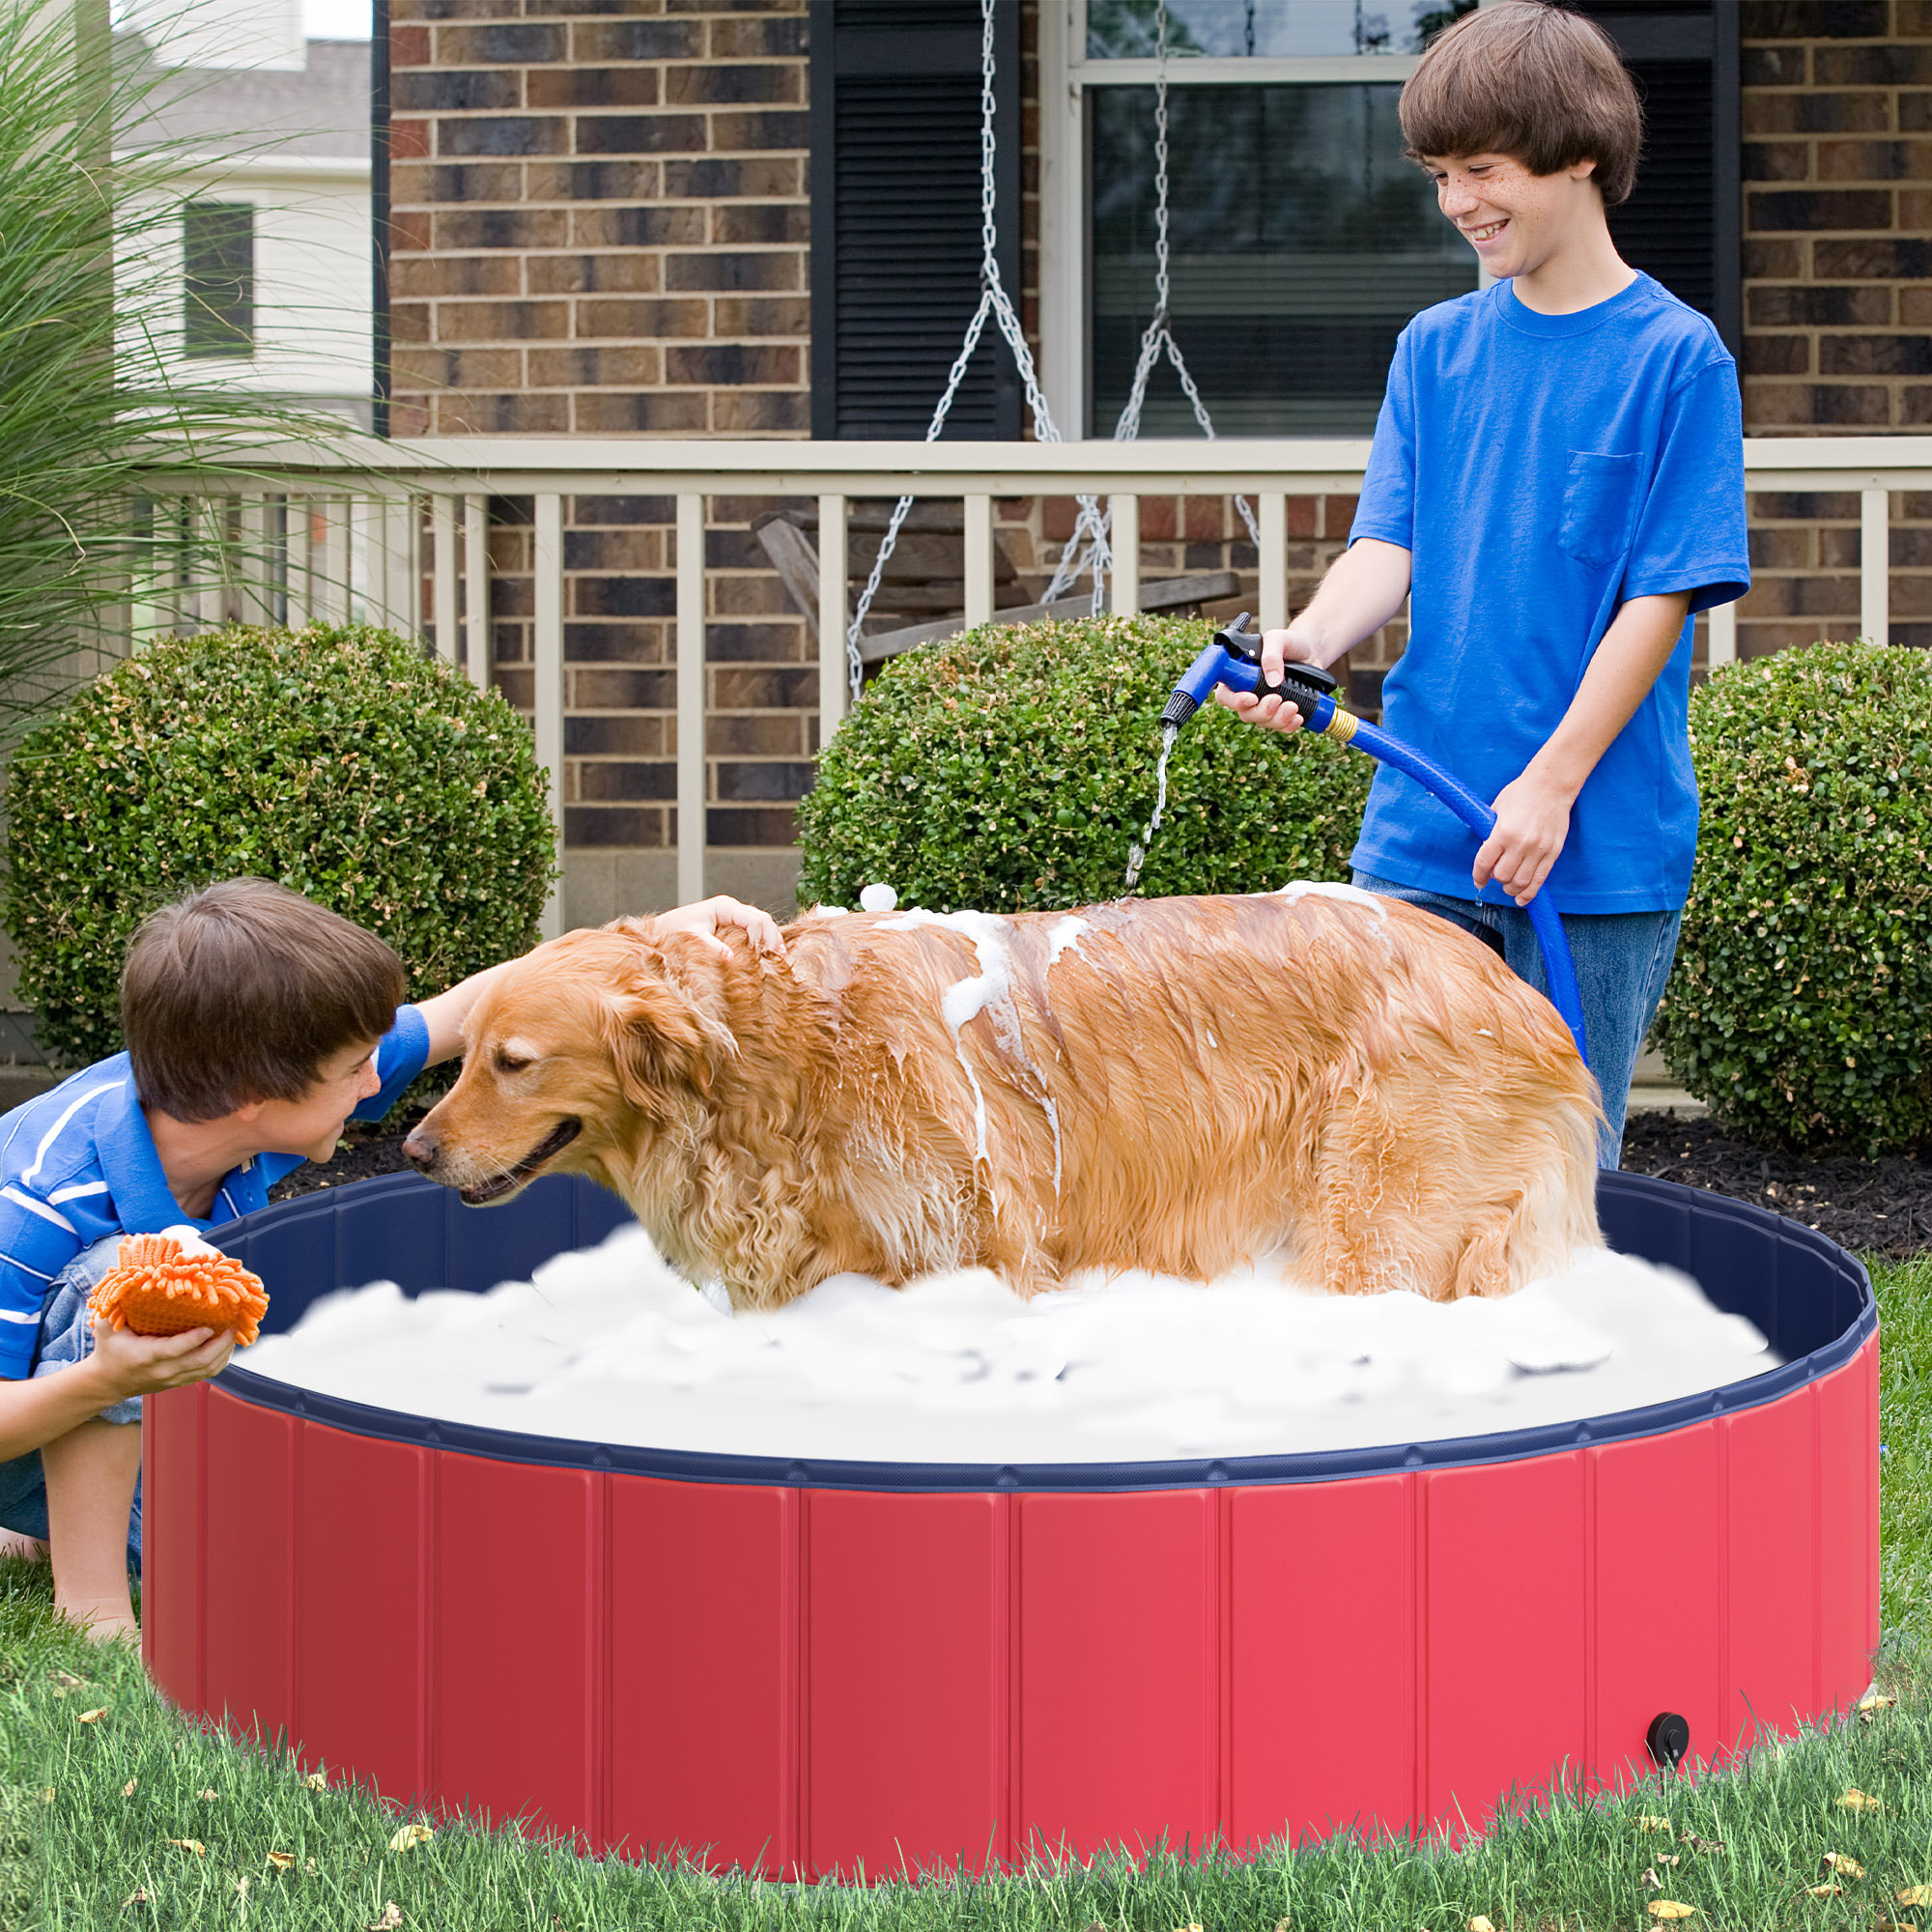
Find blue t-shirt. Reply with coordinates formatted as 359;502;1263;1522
0;1006;430;1378
1349;272;1748;914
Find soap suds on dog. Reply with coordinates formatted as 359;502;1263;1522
1045;916;1088;967
887;907;1063;1184
242;1229;1777;1465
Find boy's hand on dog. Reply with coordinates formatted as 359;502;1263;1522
1214;625;1325;735
1475;770;1575;906
655;895;787;959
88;1320;236;1401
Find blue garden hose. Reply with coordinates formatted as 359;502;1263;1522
1162;616;1591;1071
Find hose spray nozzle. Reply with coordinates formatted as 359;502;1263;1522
1160;612;1343;734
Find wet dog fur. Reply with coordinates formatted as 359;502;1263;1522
404;890;1604;1308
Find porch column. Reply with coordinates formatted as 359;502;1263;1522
677;492;706;906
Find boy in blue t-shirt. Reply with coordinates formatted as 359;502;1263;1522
1223;0;1747;1165
0;877;781;1641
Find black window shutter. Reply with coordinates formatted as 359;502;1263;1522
1576;3;1741;355
810;0;1022;440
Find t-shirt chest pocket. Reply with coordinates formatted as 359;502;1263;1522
1558;449;1644;567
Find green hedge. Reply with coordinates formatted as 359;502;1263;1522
4;622;558;1070
1653;641;1932;1155
797;613;1371;913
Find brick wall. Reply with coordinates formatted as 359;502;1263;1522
1741;0;1932;652
471;487;817;920
389;0;816;914
389;0;810;438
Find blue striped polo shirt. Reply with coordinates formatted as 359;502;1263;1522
0;1006;429;1378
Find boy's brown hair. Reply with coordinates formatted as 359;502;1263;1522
122;879;405;1122
1400;1;1643;207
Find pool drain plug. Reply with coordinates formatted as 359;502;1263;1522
1646;1711;1690;1769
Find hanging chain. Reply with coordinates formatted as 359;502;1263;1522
1152;0;1173;326
1044;0;1257;612
841;0;1257;704
843;0;1077;699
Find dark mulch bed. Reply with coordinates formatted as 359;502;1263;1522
1619;1110;1932;1260
275;1106;1932;1262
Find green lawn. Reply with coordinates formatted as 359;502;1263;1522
4;1252;1929;1931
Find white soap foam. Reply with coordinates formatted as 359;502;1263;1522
241;1228;1778;1465
884;908;1062;1182
859;882;898;913
1273;880;1387;913
1044;915;1088;968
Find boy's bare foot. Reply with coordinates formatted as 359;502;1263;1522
0;1528;50;1564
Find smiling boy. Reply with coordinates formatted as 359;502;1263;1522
1223;0;1747;1163
0;877;781;1639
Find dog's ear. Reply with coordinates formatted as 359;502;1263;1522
600;950;736;1106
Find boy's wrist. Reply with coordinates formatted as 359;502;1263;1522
1520;748;1588;808
1285;615;1345;668
77;1330;155;1406
67;1348;125;1404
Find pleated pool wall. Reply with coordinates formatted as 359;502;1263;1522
144;1173;1878;1876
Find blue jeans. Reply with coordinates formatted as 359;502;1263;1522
1351;871;1681;1169
0;1238;142;1569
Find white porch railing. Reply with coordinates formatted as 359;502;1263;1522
138;434;1932;935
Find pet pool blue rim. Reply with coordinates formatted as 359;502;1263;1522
208;1170;1875;1496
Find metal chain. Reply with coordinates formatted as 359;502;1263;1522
843;0;1256;699
1152;0;1173;324
843;0;1080;697
1043;0;1256;610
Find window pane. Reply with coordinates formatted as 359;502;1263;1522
1090;83;1473;435
1087;0;1471;59
183;202;255;359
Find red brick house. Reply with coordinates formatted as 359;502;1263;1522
379;0;1932;922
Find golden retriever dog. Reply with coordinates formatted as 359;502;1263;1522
403;890;1602;1308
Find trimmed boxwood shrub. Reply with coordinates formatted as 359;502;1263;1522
1653;641;1932;1155
797;613;1371;913
4;622;558;1069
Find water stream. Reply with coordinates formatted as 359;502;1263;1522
1122;723;1179;893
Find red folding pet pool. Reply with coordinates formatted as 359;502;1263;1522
143;1170;1877;1877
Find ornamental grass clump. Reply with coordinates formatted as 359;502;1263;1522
4;623;558;1070
797;613;1371;913
0;4;349;744
1653;641;1932;1156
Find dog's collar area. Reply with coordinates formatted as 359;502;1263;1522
459;1118;582;1206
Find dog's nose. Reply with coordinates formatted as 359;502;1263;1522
402;1129;439;1172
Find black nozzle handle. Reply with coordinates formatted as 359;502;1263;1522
1216;611;1265;664
1263;663;1340;718
1216;612;1341;716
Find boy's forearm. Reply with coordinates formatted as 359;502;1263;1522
0;1359;122;1463
416;958;521;1066
1293;539;1413;664
1525;591;1693;802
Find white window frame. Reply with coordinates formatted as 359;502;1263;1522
1039;0;1490;439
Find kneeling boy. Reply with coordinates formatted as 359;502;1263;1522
0;878;780;1638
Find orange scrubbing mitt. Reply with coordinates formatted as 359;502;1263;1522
88;1233;269;1347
